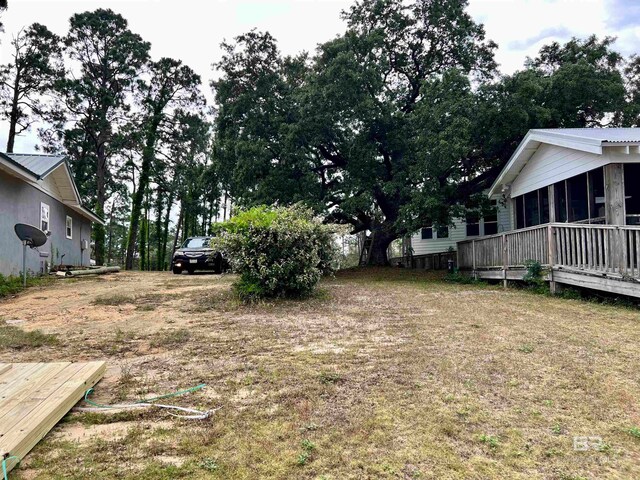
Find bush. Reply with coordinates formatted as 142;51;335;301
212;205;342;300
0;273;48;298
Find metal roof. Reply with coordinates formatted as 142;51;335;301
488;128;640;197
0;152;66;179
0;152;104;225
531;128;640;144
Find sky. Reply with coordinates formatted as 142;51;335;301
1;0;640;152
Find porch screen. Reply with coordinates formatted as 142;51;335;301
513;167;604;227
625;164;640;225
567;173;589;222
514;188;549;228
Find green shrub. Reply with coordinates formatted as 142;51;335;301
0;323;58;349
212;205;342;300
523;260;544;286
0;273;48;298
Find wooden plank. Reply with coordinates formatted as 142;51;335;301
0;363;70;427
636;231;640;279
0;365;12;376
0;362;106;474
596;229;604;271
555;226;562;266
625;230;635;277
581;228;587;269
554;270;640;298
589;228;594;270
0;364;46;408
604;230;610;272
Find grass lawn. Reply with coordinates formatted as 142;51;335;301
1;268;640;479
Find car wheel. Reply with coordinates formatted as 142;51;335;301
172;267;182;275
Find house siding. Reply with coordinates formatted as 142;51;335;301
0;169;91;276
410;219;467;256
497;200;512;232
410;202;512;255
510;144;640;197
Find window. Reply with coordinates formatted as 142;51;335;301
540;187;550;224
589;167;605;222
625;164;640;225
555;181;568;222
484;201;498;235
40;203;50;232
466;213;480;237
66;216;73;239
182;237;212;249
550;168;605;224
524;191;540;226
436;225;449;239
421;225;448;239
567;173;589;222
515;196;525;229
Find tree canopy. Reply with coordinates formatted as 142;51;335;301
1;0;639;268
212;1;635;264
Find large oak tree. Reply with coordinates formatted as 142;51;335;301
213;0;497;264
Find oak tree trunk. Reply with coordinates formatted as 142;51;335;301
367;229;395;266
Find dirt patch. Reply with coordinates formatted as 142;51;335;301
2;269;640;479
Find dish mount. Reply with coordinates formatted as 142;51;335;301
14;223;48;287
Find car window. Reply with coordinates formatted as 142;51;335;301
183;238;211;249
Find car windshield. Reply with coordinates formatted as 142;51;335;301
182;238;211;249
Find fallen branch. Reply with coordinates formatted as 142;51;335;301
56;266;121;277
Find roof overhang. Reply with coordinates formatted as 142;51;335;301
68;204;105;224
488;130;605;198
0;155;104;225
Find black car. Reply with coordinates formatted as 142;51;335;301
172;236;225;274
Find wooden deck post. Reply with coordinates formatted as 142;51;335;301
548;185;556;223
548;224;557;294
604;164;626;225
604;164;626;274
502;233;508;289
472;239;477;279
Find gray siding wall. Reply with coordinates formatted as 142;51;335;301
0;169;92;276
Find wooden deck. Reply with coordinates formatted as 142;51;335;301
457;223;640;298
0;361;106;474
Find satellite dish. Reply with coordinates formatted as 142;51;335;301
14;224;48;287
14;223;48;248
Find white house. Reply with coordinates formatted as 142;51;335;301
457;128;640;298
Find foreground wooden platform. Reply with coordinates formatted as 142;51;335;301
0;361;106;474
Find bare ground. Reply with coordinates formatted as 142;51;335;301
1;269;640;479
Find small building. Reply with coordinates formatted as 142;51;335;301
0;153;104;276
457;128;640;297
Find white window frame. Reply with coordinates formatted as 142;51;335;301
40;202;50;232
66;215;73;240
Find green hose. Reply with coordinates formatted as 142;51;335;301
83;383;206;409
2;455;19;480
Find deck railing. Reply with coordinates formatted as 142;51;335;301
458;223;640;279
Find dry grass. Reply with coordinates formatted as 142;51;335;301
1;268;640;479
